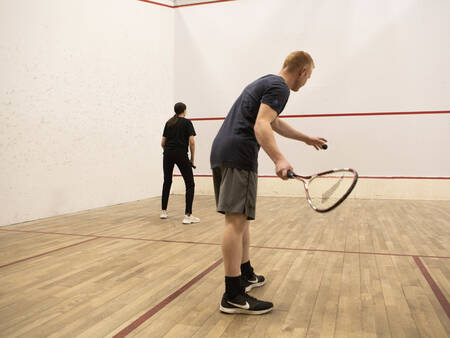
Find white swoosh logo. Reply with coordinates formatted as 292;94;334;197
228;301;250;309
248;277;258;283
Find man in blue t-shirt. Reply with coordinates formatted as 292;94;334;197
211;51;327;314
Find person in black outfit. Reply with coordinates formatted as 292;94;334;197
160;102;200;224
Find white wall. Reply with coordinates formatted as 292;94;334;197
173;0;450;198
0;0;174;226
2;0;449;227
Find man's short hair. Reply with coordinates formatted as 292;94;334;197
283;51;314;72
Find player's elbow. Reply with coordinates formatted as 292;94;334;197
254;120;266;143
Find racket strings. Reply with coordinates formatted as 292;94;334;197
308;171;356;211
320;174;345;203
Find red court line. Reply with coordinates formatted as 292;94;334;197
175;0;235;8
258;175;450;180
137;0;173;8
1;228;449;260
357;176;450;180
175;174;450;180
0;237;98;269
0;228;97;238
189;110;450;121
0;228;220;246
413;256;450;320
251;245;450;260
138;0;235;8
113;258;223;337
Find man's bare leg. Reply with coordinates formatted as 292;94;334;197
241;221;250;264
222;213;247;276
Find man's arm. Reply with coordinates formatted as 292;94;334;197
254;103;292;179
271;117;327;150
189;136;195;164
161;136;166;149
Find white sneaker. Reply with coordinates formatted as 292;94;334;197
160;210;168;219
182;215;200;224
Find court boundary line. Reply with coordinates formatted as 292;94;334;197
112;258;223;337
138;0;235;8
189;110;450;121
413;256;450;320
1;228;449;261
0;237;99;269
137;0;173;8
174;174;450;180
174;0;235;8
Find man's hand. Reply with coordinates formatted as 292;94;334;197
275;158;293;180
306;136;328;150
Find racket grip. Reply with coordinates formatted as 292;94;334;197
287;170;295;178
322;144;328;150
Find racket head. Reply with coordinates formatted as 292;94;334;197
305;168;358;212
288;168;358;213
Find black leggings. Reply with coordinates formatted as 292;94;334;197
162;150;195;215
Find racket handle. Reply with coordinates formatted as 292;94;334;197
287;170;295;178
322;144;328;150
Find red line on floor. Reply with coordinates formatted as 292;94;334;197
112;258;223;337
251;245;450;259
413;256;450;320
1;228;449;260
0;228;97;238
189;110;450;121
0;237;98;269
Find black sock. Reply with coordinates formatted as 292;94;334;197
225;276;242;299
241;261;254;278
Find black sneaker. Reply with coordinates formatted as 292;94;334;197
241;272;265;292
220;293;273;315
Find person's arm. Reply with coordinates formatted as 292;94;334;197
189;136;195;165
161;136;166;149
254;103;292;179
271;118;327;150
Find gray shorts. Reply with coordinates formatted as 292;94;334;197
212;167;258;220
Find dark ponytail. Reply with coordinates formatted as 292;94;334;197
167;114;178;127
167;102;186;127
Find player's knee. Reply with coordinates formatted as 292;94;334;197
225;214;247;232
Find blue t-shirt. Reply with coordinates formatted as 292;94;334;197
210;74;290;172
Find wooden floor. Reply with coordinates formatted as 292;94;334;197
0;195;449;337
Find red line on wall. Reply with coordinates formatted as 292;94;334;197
175;174;450;180
189;110;450;121
356;176;450;180
137;0;174;8
138;0;235;8
413;256;450;320
112;258;223;337
257;175;450;180
175;0;235;8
